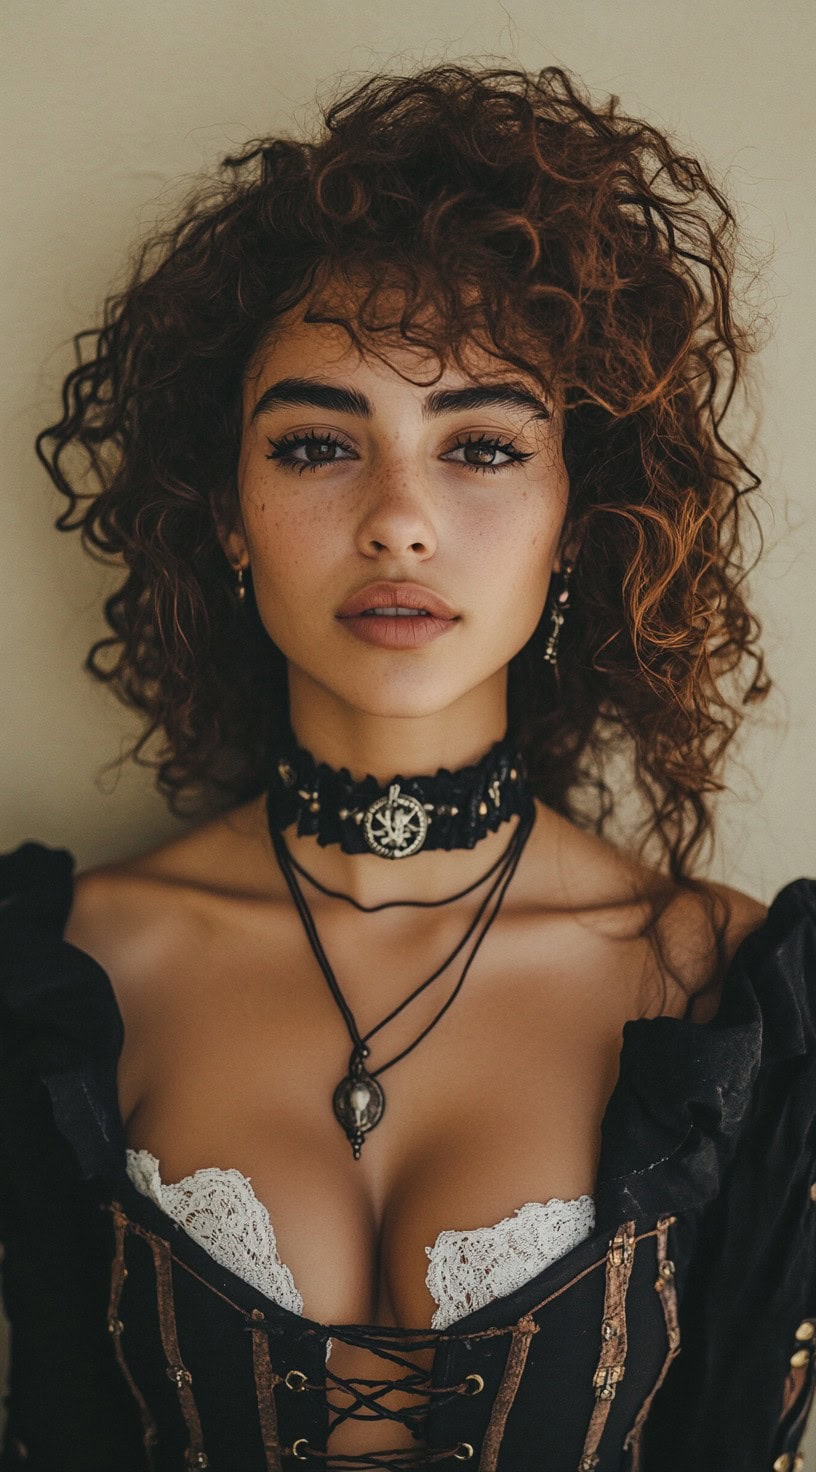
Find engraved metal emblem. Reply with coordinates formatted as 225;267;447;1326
333;1060;386;1159
362;783;429;858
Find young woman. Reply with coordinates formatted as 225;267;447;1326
1;63;814;1472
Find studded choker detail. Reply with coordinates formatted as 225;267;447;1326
265;733;530;858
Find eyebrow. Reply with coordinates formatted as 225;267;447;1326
249;376;552;424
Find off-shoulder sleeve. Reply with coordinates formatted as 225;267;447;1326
642;877;816;1472
0;840;143;1469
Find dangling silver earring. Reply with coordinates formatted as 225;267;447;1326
233;562;247;605
543;562;573;666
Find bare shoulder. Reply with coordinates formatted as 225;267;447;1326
527;804;673;936
701;879;768;948
530;805;769;1020
64;858;188;1017
64;797;264;1005
642;877;768;1022
655;877;767;962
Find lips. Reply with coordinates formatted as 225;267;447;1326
336;582;458;620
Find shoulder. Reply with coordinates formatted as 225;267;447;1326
655;879;769;1022
657;877;768;959
65;839;221;999
700;879;769;946
63;797;266;1008
530;803;766;939
60;811;259;1124
528;806;771;1019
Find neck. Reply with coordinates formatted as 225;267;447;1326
262;814;529;911
259;681;530;910
285;670;509;787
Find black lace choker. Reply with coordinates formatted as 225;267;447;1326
265;733;530;858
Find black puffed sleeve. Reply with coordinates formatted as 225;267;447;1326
641;878;816;1471
0;841;144;1470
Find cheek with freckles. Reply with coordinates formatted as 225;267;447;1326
233;428;567;692
477;493;565;649
235;470;363;648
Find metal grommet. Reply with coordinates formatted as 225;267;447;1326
463;1372;484;1395
285;1369;308;1391
453;1444;474;1461
167;1364;193;1386
659;1259;676;1279
292;1440;310;1461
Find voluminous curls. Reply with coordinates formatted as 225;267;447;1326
37;63;770;882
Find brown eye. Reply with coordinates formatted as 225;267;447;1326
265;431;356;474
443;434;533;475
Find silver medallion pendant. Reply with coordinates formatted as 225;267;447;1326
333;1055;386;1159
362;782;429;859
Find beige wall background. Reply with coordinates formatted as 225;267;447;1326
1;0;814;1459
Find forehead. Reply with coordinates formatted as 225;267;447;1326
242;285;553;405
245;316;515;394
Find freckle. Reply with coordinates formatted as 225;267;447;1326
261;503;266;512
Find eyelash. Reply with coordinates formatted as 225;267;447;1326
264;429;534;476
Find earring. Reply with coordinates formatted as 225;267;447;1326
233;562;247;605
542;562;573;666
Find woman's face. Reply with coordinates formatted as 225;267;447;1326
229;302;571;732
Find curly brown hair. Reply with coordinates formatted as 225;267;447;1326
36;61;770;894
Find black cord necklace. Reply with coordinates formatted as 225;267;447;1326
267;791;537;1158
279;822;518;911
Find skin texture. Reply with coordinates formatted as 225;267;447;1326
64;304;768;1459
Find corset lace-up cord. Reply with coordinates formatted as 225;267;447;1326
321;1329;468;1435
103;1201;680;1471
247;1318;476;1466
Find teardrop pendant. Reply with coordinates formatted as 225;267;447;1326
332;1049;386;1159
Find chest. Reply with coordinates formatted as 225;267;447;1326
119;898;653;1331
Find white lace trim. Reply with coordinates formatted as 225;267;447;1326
125;1148;595;1342
424;1195;596;1329
126;1148;305;1309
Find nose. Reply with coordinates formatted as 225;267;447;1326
354;469;439;559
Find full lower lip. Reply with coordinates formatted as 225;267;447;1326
336;612;459;649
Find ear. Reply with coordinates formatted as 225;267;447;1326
221;530;249;569
553;530;583;574
209;485;248;568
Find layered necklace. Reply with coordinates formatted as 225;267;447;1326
264;732;536;1158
